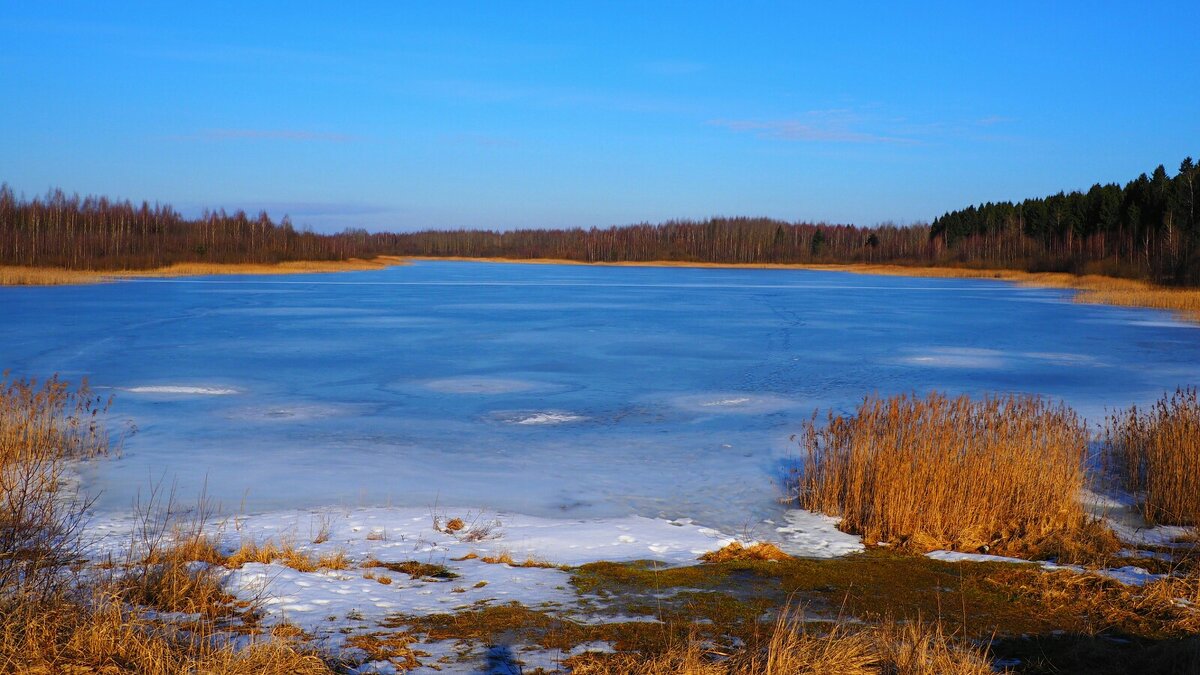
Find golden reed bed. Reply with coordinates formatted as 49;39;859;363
0;256;406;286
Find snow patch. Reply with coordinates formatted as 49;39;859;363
926;551;1164;586
123;385;240;395
670;393;798;415
772;510;865;558
502;411;587;426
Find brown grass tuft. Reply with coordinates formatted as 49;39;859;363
700;541;791;563
798;392;1103;557
1104;387;1200;526
474;549;563;569
223;538;349;573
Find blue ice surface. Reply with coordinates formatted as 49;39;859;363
1;261;1198;531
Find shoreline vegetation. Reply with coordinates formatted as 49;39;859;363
4;253;1200;324
407;256;1200;323
0;256;406;286
4;374;1200;672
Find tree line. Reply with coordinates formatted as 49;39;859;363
1;154;1196;284
930;156;1199;283
0;186;386;270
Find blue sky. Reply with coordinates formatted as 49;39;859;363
2;2;1197;232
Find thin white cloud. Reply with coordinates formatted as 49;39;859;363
708;113;918;145
975;115;1014;126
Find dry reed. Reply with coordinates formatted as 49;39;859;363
798;392;1093;555
0;374;110;606
1104;387;1200;526
700;541;791;563
0;256;404;286
2;591;332;674
0;374;335;672
799;264;1200;323
224;538;350;572
569;609;994;674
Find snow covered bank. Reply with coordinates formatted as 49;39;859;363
84;504;863;650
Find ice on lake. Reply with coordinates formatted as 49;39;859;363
3;261;1199;534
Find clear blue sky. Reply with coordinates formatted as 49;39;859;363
2;2;1197;232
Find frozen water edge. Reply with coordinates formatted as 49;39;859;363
925;550;1162;587
84;505;863;648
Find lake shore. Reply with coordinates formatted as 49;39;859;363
0;255;407;286
407;256;1200;323
5;253;1199;323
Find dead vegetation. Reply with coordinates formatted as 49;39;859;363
364;559;460;581
797;392;1109;559
224;538;351;573
1104;387;1200;527
798;264;1200;323
0;257;405;286
568;611;994;675
455;549;564;569
700;541;791;563
0;374;335;673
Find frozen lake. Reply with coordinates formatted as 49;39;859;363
3;261;1199;532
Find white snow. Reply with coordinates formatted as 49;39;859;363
925;550;1036;566
669;392;800;415
771;510;865;558
81;502;868;657
1082;488;1196;548
701;397;752;407
123;385;240;395
925;551;1164;587
509;411;587;425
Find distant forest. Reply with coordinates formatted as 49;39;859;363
1;155;1196;283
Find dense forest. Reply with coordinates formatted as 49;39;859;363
930;157;1199;284
1;155;1196;283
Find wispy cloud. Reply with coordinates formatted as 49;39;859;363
708;109;918;144
169;129;360;143
975;115;1014;126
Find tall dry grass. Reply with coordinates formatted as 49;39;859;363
0;374;335;673
0;374;110;607
0;266;105;285
1104;387;1200;526
798;392;1094;555
4;591;332;674
570;609;995;674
